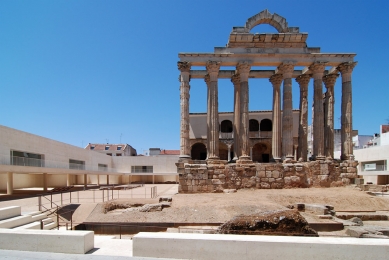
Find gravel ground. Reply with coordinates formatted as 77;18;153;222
85;186;389;223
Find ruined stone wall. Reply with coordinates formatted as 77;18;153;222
177;160;358;193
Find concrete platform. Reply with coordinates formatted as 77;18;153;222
133;232;389;260
0;229;94;254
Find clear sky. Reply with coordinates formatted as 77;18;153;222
1;0;388;153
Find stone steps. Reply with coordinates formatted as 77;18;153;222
0;206;57;230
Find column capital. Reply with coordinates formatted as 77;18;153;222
231;73;240;86
206;61;221;81
277;62;294;78
177;61;191;73
309;62;326;79
237;62;251;81
323;73;339;88
295;74;311;86
269;74;283;87
337;61;357;75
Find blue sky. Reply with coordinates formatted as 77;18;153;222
1;0;388;153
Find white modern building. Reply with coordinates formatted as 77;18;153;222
334;125;389;185
0;125;178;195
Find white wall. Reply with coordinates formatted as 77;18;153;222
0;125;113;171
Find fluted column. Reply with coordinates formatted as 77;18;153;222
206;61;221;160
205;74;211;159
295;74;311;161
237;62;251;160
337;62;357;160
323;73;339;159
309;62;326;160
278;63;294;159
231;73;241;160
178;61;191;159
269;74;283;162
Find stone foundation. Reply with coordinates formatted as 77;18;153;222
176;159;358;193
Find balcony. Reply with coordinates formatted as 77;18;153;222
11;156;44;167
249;131;272;138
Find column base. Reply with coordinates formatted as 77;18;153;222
272;157;282;163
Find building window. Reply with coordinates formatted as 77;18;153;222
220;120;233;133
107;153;112;156
105;146;110;150
10;150;44;167
116;153;122;156
260;119;272;131
98;164;108;171
249;119;259;131
90;146;95;150
131;166;153;173
117;146;122;150
69;159;85;170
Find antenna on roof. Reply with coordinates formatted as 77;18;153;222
106;139;109;144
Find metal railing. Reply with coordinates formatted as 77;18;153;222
11;156;44;167
38;186;158;211
0;153;118;173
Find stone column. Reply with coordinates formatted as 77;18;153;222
7;172;13;195
278;63;294;159
206;61;221;160
178;61;191;159
237;62;251;160
231;73;241;160
269;74;283;162
337;62;357;160
309;62;326;160
43;173;48;192
295;74;310;161
323;73;339;159
205;74;211;159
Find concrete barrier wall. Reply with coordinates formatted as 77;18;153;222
133;232;389;260
0;206;20;220
0;229;94;254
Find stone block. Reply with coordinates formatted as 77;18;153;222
207;185;214;192
272;170;280;178
269;178;275;183
260;183;271;189
347;167;357;173
284;177;291;184
290;176;300;183
261;178;269;182
187;174;193;180
219;174;226;179
346;227;368;238
257;171;266;177
276;178;283;183
266;171;272;178
192;186;198;192
319;175;329;182
295;167;303;172
271;183;283;189
212;179;222;185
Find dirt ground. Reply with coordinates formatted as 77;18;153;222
85;186;389;223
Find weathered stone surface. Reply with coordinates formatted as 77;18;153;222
217;209;318;236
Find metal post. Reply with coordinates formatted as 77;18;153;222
71;212;73;230
61;192;63;206
51;194;53;208
77;191;79;203
57;206;59;230
102;190;104;202
118;189;119;199
120;225;122;239
40;220;43;230
70;191;72;203
38;196;42;211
